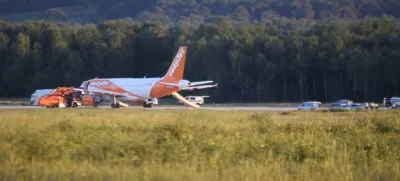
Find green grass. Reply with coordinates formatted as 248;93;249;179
0;109;399;180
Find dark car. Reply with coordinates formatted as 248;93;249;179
330;99;353;108
383;97;400;108
348;103;366;110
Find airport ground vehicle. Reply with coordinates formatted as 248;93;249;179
178;96;209;105
38;87;84;108
30;89;53;105
38;87;104;108
298;101;322;110
383;97;400;108
38;87;77;108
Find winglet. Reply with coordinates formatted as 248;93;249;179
165;46;187;80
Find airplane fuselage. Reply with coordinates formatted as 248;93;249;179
88;78;159;98
82;77;187;101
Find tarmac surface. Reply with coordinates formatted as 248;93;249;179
0;104;391;111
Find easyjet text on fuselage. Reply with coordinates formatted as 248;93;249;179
90;81;109;87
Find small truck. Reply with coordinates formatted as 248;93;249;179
38;87;81;108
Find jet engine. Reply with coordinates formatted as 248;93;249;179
81;94;103;107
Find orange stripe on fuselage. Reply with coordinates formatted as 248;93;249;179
149;77;180;98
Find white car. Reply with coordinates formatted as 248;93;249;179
178;96;209;105
30;89;54;105
298;101;322;110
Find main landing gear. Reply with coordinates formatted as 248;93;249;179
142;99;153;108
111;95;120;108
110;96;153;109
111;103;120;108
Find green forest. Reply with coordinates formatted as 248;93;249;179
0;0;400;103
1;0;400;24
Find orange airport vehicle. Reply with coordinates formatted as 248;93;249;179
38;87;104;108
38;87;78;108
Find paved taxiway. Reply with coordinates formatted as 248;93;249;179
0;105;391;111
0;105;298;111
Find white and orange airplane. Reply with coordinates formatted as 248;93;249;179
77;46;218;108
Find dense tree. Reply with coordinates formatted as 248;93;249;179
0;14;399;103
1;0;400;24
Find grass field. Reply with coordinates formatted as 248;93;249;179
0;109;399;180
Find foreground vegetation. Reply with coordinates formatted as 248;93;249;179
0;109;399;180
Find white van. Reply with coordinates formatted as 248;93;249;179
178;96;209;105
30;89;53;105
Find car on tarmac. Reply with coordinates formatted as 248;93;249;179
383;97;400;108
30;89;54;105
298;101;322;110
330;99;353;109
348;103;366;110
178;95;209;105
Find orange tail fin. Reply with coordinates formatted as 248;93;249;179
164;46;187;80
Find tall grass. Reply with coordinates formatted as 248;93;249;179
0;109;399;181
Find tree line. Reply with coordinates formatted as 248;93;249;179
0;15;399;103
1;0;400;25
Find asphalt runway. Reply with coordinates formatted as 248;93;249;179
0;105;391;111
0;105;297;111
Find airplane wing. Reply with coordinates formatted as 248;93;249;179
75;88;129;98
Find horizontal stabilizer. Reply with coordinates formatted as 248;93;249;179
189;81;214;86
181;83;218;90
